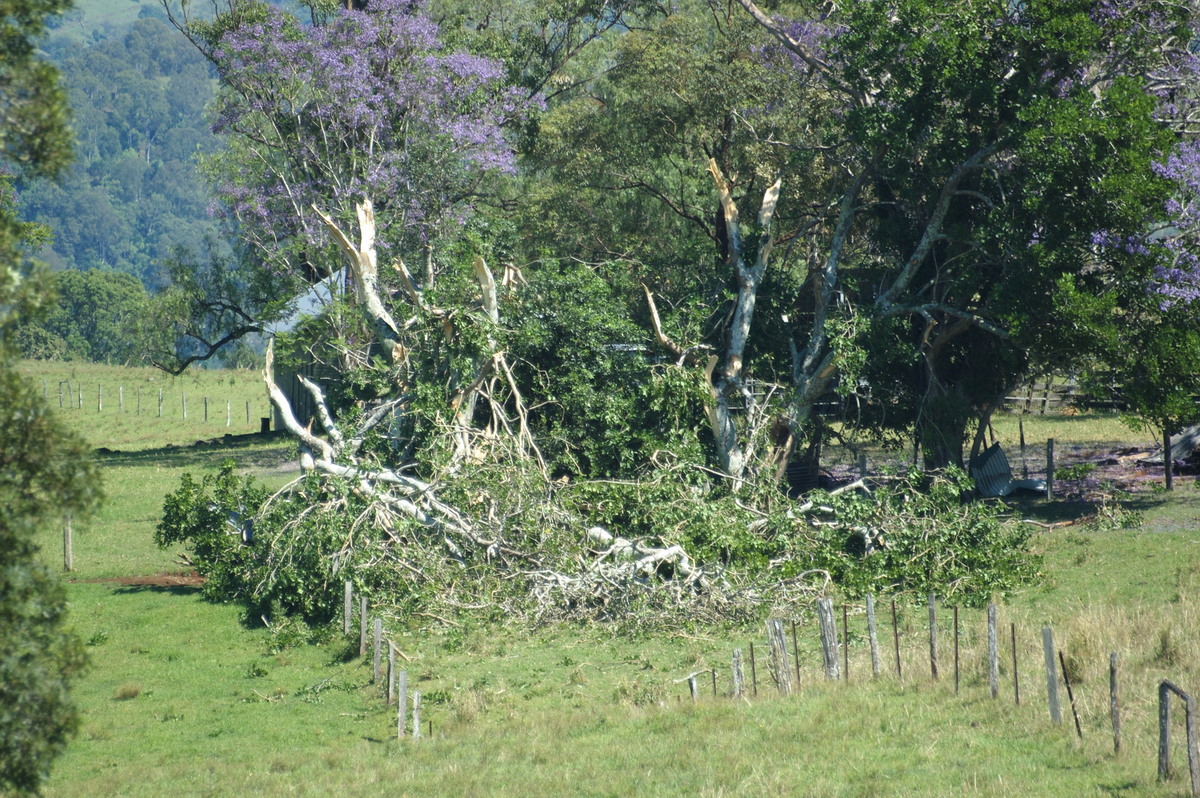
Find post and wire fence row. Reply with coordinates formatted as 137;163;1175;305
41;378;273;433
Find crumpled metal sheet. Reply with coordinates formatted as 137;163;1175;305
970;442;1046;497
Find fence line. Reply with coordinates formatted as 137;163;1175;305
334;587;1199;784
48;380;272;433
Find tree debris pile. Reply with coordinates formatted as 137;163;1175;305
158;420;1037;628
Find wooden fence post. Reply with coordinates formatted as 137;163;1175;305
412;691;422;740
732;648;745;699
158;387;163;418
182;391;187;419
372;618;383;684
343;580;353;636
867;594;881;678
892;598;902;682
1046;438;1055;500
136;386;141;416
1059;650;1083;739
1043;626;1062;724
397;670;408;739
1159;681;1170;782
204;396;208;423
97;384;102;412
1165;429;1175;491
988;604;999;699
1158;679;1200;796
359;595;368;657
227;400;231;428
766;619;794;696
749;642;758;697
119;385;124;413
388;643;396;704
63;516;73;572
928;593;939;681
1111;653;1121;755
791;620;802;687
843;604;850;683
817;597;840;681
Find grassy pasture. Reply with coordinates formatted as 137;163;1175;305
17;360;274;450
21;361;1200;796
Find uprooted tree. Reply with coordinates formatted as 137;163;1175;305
155;0;764;625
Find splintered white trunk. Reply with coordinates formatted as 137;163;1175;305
647;163;781;489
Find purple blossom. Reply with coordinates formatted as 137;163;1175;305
1138;139;1200;307
208;0;531;278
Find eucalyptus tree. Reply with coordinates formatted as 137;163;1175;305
670;0;1197;474
519;0;1194;482
521;1;837;485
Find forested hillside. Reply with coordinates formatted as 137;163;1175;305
18;11;219;286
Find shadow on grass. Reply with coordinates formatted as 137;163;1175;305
112;583;202;598
1002;491;1172;526
94;431;295;470
328;640;362;664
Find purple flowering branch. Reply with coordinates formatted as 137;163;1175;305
207;0;529;281
1146;139;1200;307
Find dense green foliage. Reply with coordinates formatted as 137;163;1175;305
0;371;98;794
0;0;101;788
506;262;710;478
14;268;166;363
794;469;1039;605
21;15;219;285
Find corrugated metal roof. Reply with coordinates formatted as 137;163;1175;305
970;443;1046;497
971;443;1013;498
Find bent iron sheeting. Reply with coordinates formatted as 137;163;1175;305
970;442;1046;497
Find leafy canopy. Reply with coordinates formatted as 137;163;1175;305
0;0;100;790
200;0;528;280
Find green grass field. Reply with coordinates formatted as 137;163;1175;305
22;362;1200;796
17;360;274;450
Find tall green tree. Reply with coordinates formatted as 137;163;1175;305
0;0;100;792
663;0;1190;477
16;268;164;363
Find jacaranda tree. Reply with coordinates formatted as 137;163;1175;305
158;0;723;626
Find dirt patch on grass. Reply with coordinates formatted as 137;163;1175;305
75;572;205;587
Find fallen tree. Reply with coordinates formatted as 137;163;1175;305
153;0;1042;631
